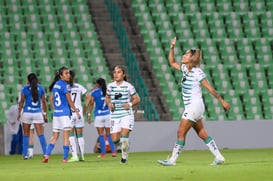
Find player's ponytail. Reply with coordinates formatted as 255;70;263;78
96;78;106;96
27;73;39;103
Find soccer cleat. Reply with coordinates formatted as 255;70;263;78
23;156;28;160
28;156;33;160
120;158;128;164
62;159;68;163
112;152;117;157
211;157;225;166
97;154;106;158
157;160;176;166
68;157;79;162
79;156;85;161
42;155;49;163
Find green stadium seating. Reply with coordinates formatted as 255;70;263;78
0;0;111;123
132;0;273;121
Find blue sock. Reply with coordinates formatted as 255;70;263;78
107;134;116;153
45;144;55;156
23;136;29;157
38;134;47;155
99;135;106;154
63;145;69;160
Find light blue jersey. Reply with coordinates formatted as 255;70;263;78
21;84;45;113
91;87;110;116
52;80;71;117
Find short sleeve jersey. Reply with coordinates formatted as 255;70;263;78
21;84;46;113
70;82;87;111
52;79;71;117
180;64;206;106
106;81;137;119
90;87;110;116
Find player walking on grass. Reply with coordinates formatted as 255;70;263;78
17;73;48;160
84;78;117;158
42;67;81;163
158;37;231;166
67;70;87;162
105;65;140;164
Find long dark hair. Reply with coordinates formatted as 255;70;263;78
27;73;38;103
96;78;106;96
49;66;69;92
69;70;75;87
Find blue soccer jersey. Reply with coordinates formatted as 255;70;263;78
52;79;71;117
91;87;110;117
21;84;46;113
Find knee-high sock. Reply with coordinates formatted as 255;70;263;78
107;134;116;153
120;136;129;159
77;135;85;158
204;137;223;159
23;136;29;157
69;134;78;158
63;145;69;160
169;140;185;163
10;134;18;154
99;135;106;154
38;134;47;155
28;145;34;157
45;144;55;156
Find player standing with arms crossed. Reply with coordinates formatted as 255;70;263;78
105;65;140;164
158;37;230;166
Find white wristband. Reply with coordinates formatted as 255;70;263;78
128;102;132;107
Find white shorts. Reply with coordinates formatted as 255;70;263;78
110;115;134;134
94;114;111;128
182;99;205;123
52;116;72;132
21;112;44;125
71;112;85;128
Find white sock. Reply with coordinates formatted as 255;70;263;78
69;136;78;159
28;147;34;158
206;139;224;159
120;137;129;159
169;144;183;163
78;137;85;158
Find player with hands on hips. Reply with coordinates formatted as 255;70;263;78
158;37;230;166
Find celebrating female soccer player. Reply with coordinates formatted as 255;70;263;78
105;65;140;164
84;78;116;158
158;37;230;166
17;73;48;159
42;66;80;163
67;70;87;162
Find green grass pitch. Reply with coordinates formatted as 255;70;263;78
0;148;273;181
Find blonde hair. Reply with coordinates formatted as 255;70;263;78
188;49;202;71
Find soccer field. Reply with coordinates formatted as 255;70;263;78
1;148;273;181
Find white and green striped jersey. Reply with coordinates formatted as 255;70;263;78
70;83;87;112
180;64;206;106
106;80;137;119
